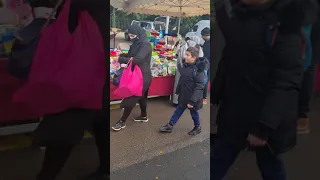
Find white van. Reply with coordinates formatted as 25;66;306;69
124;20;166;41
185;20;210;45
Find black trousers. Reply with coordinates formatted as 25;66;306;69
211;137;286;180
120;89;149;122
35;110;107;180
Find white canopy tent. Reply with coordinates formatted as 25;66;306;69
110;0;210;34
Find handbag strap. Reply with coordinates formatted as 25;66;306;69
42;0;64;28
15;0;64;42
124;58;133;69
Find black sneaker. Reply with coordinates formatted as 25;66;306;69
160;124;173;133
78;172;108;180
188;126;201;135
111;120;126;131
133;116;149;122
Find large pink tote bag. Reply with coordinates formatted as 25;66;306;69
114;58;143;98
13;0;106;116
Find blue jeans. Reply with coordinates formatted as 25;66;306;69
169;106;200;127
211;138;286;180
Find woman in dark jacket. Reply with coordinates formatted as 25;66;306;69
29;0;108;180
211;0;313;179
111;24;152;131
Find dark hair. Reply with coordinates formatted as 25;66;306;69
187;46;200;58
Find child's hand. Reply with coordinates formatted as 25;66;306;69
187;104;193;108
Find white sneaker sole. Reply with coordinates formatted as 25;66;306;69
133;118;149;122
112;125;126;131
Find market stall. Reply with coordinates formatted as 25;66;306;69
110;37;178;103
110;0;211;104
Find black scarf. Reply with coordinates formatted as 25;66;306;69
127;24;149;57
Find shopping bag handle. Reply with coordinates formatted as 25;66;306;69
15;0;64;42
42;0;64;28
124;58;133;69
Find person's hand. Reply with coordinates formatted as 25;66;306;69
187;104;193;108
247;133;266;147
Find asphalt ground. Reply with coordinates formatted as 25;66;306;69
111;138;210;180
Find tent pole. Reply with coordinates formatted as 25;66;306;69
177;5;182;35
165;16;170;34
177;17;181;35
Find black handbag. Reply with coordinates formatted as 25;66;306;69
112;67;124;86
112;58;133;86
8;18;52;78
7;0;63;79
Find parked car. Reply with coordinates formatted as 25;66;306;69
185;20;210;45
124;20;166;41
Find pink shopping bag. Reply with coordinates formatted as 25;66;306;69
114;58;143;98
13;0;106;116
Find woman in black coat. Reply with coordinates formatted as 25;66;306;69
29;0;109;180
111;24;152;131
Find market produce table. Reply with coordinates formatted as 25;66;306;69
110;47;178;102
110;76;175;101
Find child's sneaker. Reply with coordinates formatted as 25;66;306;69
160;124;173;133
111;120;126;131
188;126;201;135
133;116;149;122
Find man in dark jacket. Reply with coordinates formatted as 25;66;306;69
201;27;211;103
211;0;314;179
